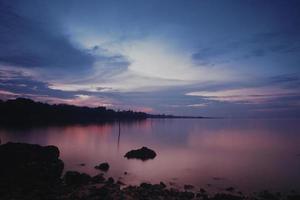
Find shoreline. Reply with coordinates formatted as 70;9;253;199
0;142;299;200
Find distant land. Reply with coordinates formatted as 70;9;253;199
0;98;206;126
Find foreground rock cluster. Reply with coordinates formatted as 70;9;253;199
0;142;299;200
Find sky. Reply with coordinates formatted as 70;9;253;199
0;0;300;118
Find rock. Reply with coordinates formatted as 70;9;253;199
196;192;208;199
92;174;106;183
160;181;167;188
225;187;235;192
180;191;195;199
287;194;300;200
42;145;60;160
95;162;110;171
140;182;152;189
199;188;207;193
184;184;194;190
213;177;225;181
258;190;280;200
124;146;157;160
212;193;243;200
64;171;91;186
0;142;64;199
0;142;64;184
117;180;125;185
107;177;115;184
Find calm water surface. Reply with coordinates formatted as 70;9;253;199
1;119;300;193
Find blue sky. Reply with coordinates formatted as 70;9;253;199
0;0;300;118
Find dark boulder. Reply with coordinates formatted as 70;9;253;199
184;184;194;190
160;181;166;188
225;187;235;192
64;171;91;186
0;142;64;199
0;142;64;184
106;177;115;184
117;180;125;185
287;194;300;200
124;147;156;160
95;162;110;171
212;193;243;200
92;173;106;183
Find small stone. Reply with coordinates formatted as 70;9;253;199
160;181;166;188
117;180;125;185
200;188;206;193
184;184;194;190
91;174;105;183
225;187;235;192
107;177;114;184
95;162;110;171
64;171;91;186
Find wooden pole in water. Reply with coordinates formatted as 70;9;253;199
117;119;121;151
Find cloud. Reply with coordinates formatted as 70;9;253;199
0;1;95;71
187;103;208;108
50;38;239;92
186;86;300;104
192;29;300;67
0;68;159;112
0;68;75;99
0;69;118;108
269;74;300;87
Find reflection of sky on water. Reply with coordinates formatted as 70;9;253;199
0;119;300;193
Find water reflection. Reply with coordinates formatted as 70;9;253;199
0;119;300;193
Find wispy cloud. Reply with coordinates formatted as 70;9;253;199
186;86;300;104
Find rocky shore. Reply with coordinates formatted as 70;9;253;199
0;142;299;200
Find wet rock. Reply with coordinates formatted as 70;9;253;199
180;191;195;199
226;187;235;192
184;184;194;190
95;162;110;171
124;146;157;160
0;142;64;184
140;182;152;189
200;188;207;193
287;194;300;200
160;181;167;188
91;173;105;183
213;177;225;181
106;177;115;184
0;142;64;200
196;192;208;199
88;185;111;198
64;171;91;186
117;180;125;185
258;190;280;200
212;193;243;200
